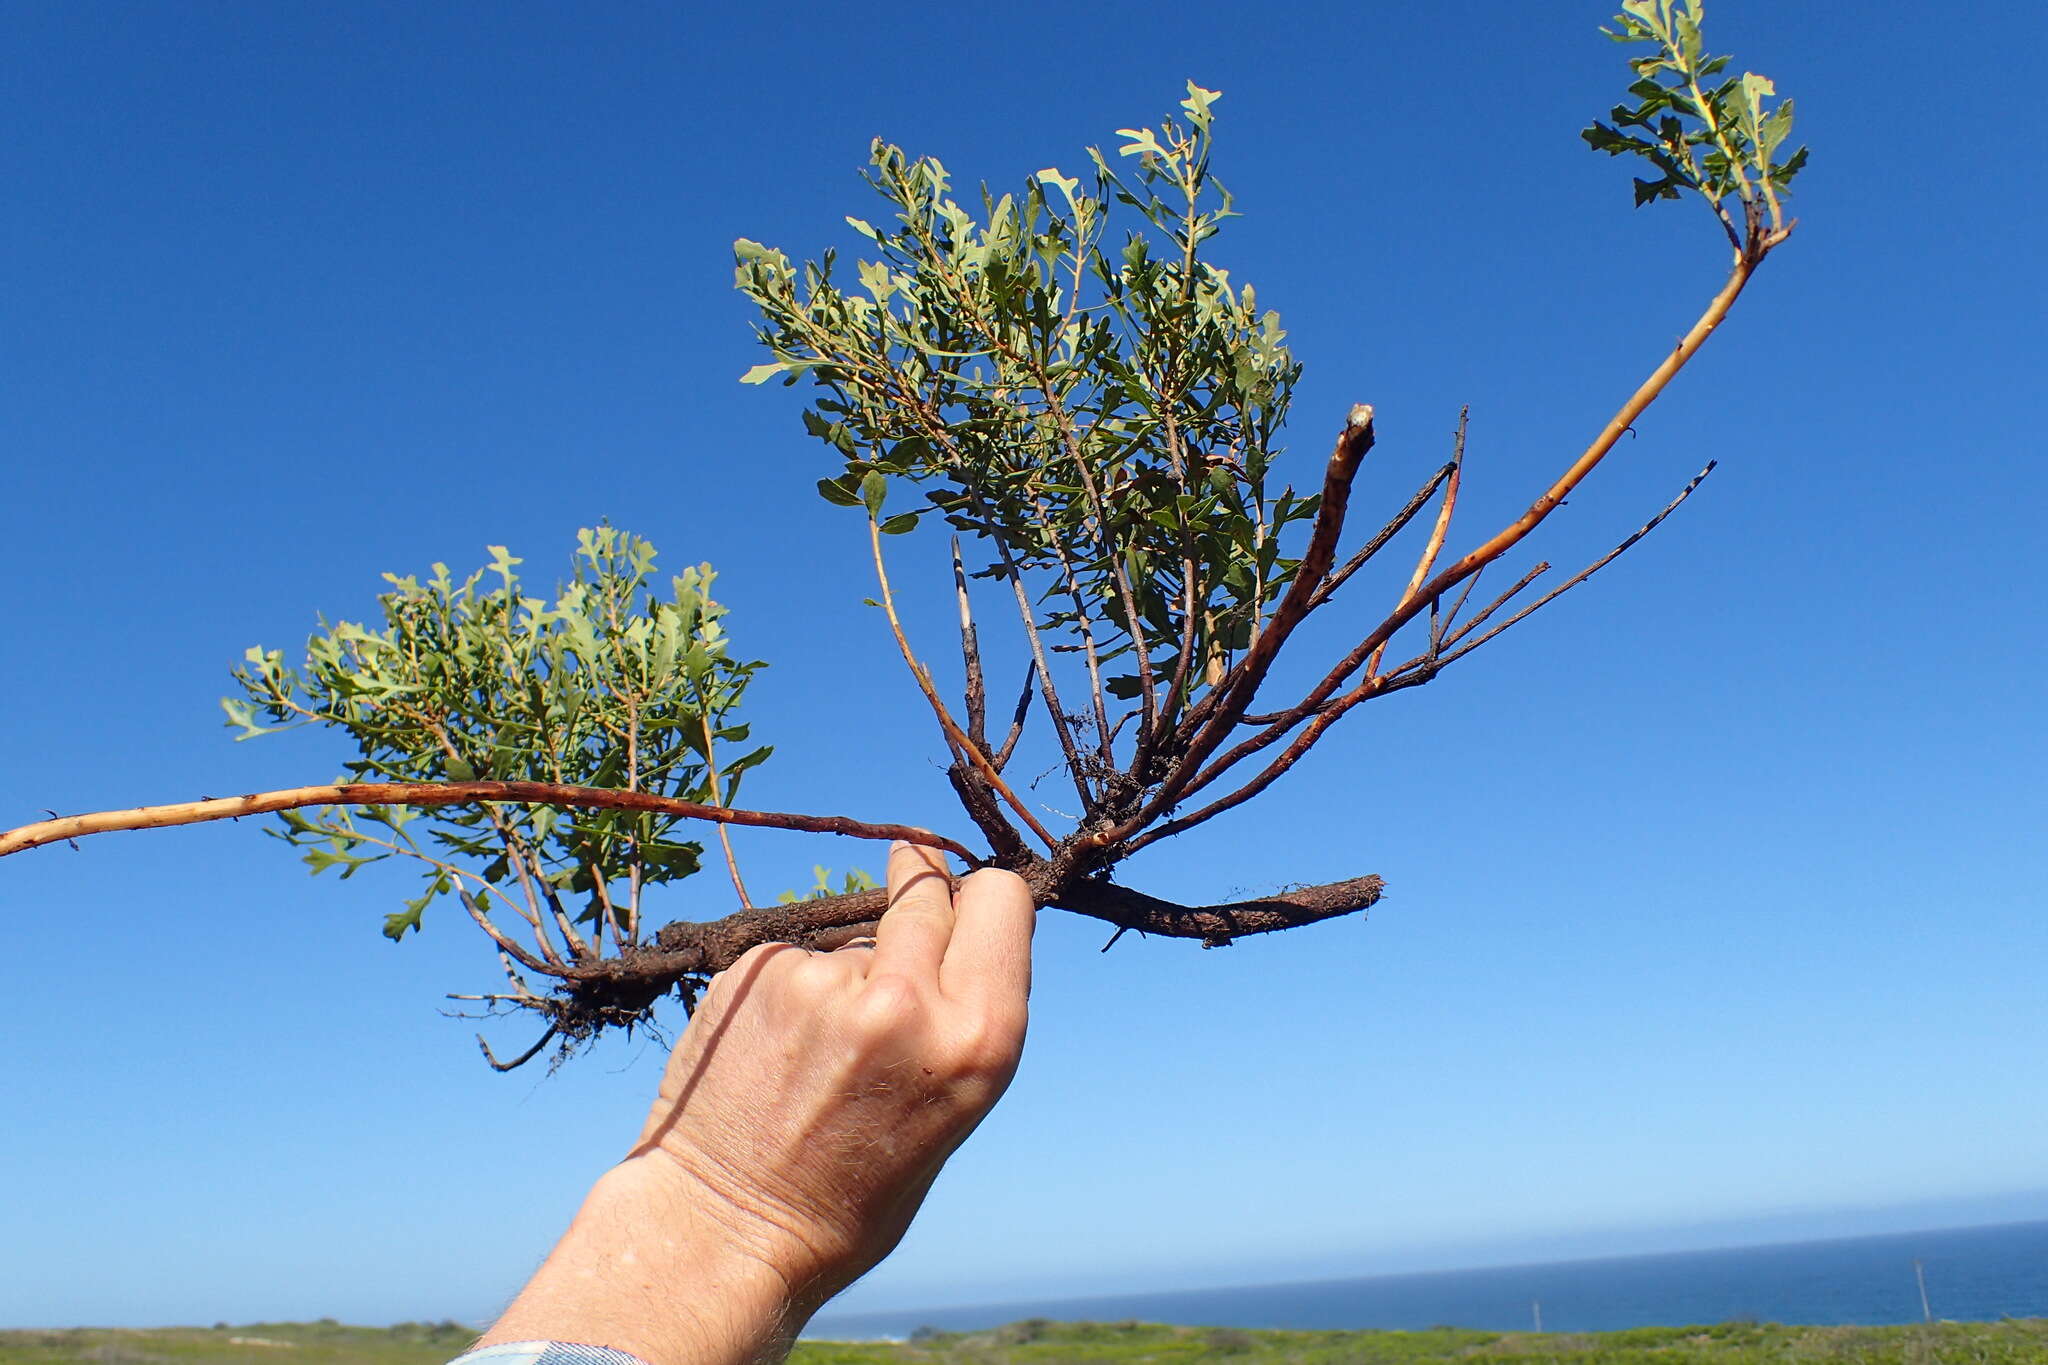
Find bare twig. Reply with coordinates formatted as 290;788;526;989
1123;678;1391;856
868;517;1056;850
1028;362;1150;774
1435;562;1485;650
457;888;554;975
513;823;592;963
992;663;1034;771
479;1025;558;1072
1367;413;1464;678
1398;250;1775;630
1177;406;1377;744
1440;562;1553;651
875;372;1094;806
699;712;753;910
952;537;989;751
1310;460;1459;610
1441;460;1717;666
1024;492;1114;793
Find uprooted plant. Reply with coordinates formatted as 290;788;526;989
0;3;1806;1068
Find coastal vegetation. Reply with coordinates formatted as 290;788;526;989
5;1318;2046;1364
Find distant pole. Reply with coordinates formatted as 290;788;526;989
1913;1259;1932;1323
1532;1299;1543;1333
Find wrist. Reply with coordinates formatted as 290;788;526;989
482;1158;822;1365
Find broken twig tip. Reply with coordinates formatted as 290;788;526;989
1346;403;1375;431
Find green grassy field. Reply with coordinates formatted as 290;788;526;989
3;1317;2043;1364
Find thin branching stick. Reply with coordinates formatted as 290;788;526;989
1024;491;1115;792
1440;460;1717;667
1310;460;1460;612
1441;562;1553;652
1032;355;1158;772
1367;414;1465;679
991;663;1034;771
0;783;975;862
867;517;1058;849
698;712;754;910
456;889;554;975
479;1025;559;1072
951;537;990;752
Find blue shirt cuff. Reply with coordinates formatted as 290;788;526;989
446;1342;653;1365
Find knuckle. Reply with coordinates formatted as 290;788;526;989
705;943;785;998
853;972;925;1035
946;1010;1024;1079
785;951;853;1000
730;941;791;976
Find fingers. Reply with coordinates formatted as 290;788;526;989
870;840;956;983
939;868;1034;1011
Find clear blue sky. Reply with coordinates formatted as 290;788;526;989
3;0;2043;1331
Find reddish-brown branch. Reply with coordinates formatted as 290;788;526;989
1099;406;1376;850
1124;674;1389;856
0;783;977;862
1135;463;1720;852
1178;405;1376;744
1398;252;1767;631
1131;245;1783;826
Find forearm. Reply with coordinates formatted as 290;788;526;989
479;1158;825;1365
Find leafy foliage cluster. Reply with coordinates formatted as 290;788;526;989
1583;0;1806;245
226;527;764;951
737;83;1312;756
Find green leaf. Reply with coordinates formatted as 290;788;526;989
220;697;271;740
739;361;785;385
1631;176;1674;205
878;511;919;535
816;475;863;507
859;471;889;516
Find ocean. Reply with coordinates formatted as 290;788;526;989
805;1218;2048;1339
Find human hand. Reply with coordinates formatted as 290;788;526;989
627;841;1036;1289
479;841;1035;1365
